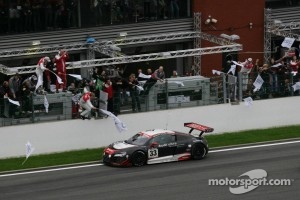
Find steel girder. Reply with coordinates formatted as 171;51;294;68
0;20;243;76
193;12;201;75
0;43;242;75
0;31;201;59
264;8;272;63
265;8;300;63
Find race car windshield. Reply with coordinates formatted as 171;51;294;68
126;133;149;145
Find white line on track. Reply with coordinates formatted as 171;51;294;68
0;163;103;178
209;140;300;153
1;140;299;178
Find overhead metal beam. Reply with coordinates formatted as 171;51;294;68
0;31;201;59
0;43;242;75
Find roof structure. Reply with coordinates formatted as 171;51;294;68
0;13;243;76
264;8;300;62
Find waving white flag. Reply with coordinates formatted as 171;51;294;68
49;70;64;84
135;85;144;91
243;97;253;107
6;97;20;106
22;141;35;165
292;82;300;91
212;70;222;75
253;75;264;92
271;63;282;68
113;116;128;133
281;37;295;48
232;61;244;67
138;73;151;79
291;71;298;76
68;74;82;80
35;78;43;91
56;75;63;84
100;109;128;133
44;95;49;113
227;64;237;75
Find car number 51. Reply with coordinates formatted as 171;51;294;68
148;148;158;158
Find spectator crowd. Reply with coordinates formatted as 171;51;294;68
0;49;173;119
0;0;184;35
223;49;300;101
2;48;300;120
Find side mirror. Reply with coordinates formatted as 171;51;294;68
150;142;159;148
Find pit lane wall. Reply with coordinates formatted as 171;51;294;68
1;96;299;159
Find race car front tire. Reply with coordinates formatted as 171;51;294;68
191;143;207;160
131;151;147;167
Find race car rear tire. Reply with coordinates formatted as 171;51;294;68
131;151;147;167
191;144;207;160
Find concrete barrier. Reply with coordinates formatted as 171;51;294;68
0;96;299;159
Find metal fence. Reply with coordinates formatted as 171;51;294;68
0;73;298;127
0;92;72;127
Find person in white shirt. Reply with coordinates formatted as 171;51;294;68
79;91;97;120
35;56;50;91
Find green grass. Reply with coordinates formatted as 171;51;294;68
0;148;104;173
0;125;300;173
206;125;300;148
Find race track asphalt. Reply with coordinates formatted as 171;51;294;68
0;141;299;200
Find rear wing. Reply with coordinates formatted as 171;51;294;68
184;122;214;137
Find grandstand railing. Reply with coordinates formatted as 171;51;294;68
0;72;297;127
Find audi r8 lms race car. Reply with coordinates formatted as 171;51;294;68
103;122;214;167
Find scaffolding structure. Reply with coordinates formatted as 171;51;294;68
193;12;201;75
264;8;273;63
0;13;243;76
0;32;202;59
264;8;300;62
0;44;242;75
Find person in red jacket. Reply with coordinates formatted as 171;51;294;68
54;49;69;92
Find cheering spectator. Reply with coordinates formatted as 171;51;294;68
268;55;286;95
44;59;55;93
128;74;141;112
289;55;300;75
8;73;22;117
21;75;37;113
54;49;69;92
22;75;37;94
143;66;165;95
8;73;21;100
0;81;9;117
79;91;97;120
239;58;254;92
137;68;152;81
0;81;9;98
171;70;179;78
103;78;114;113
36;56;50;92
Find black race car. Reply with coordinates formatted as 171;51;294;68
102;122;214;167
